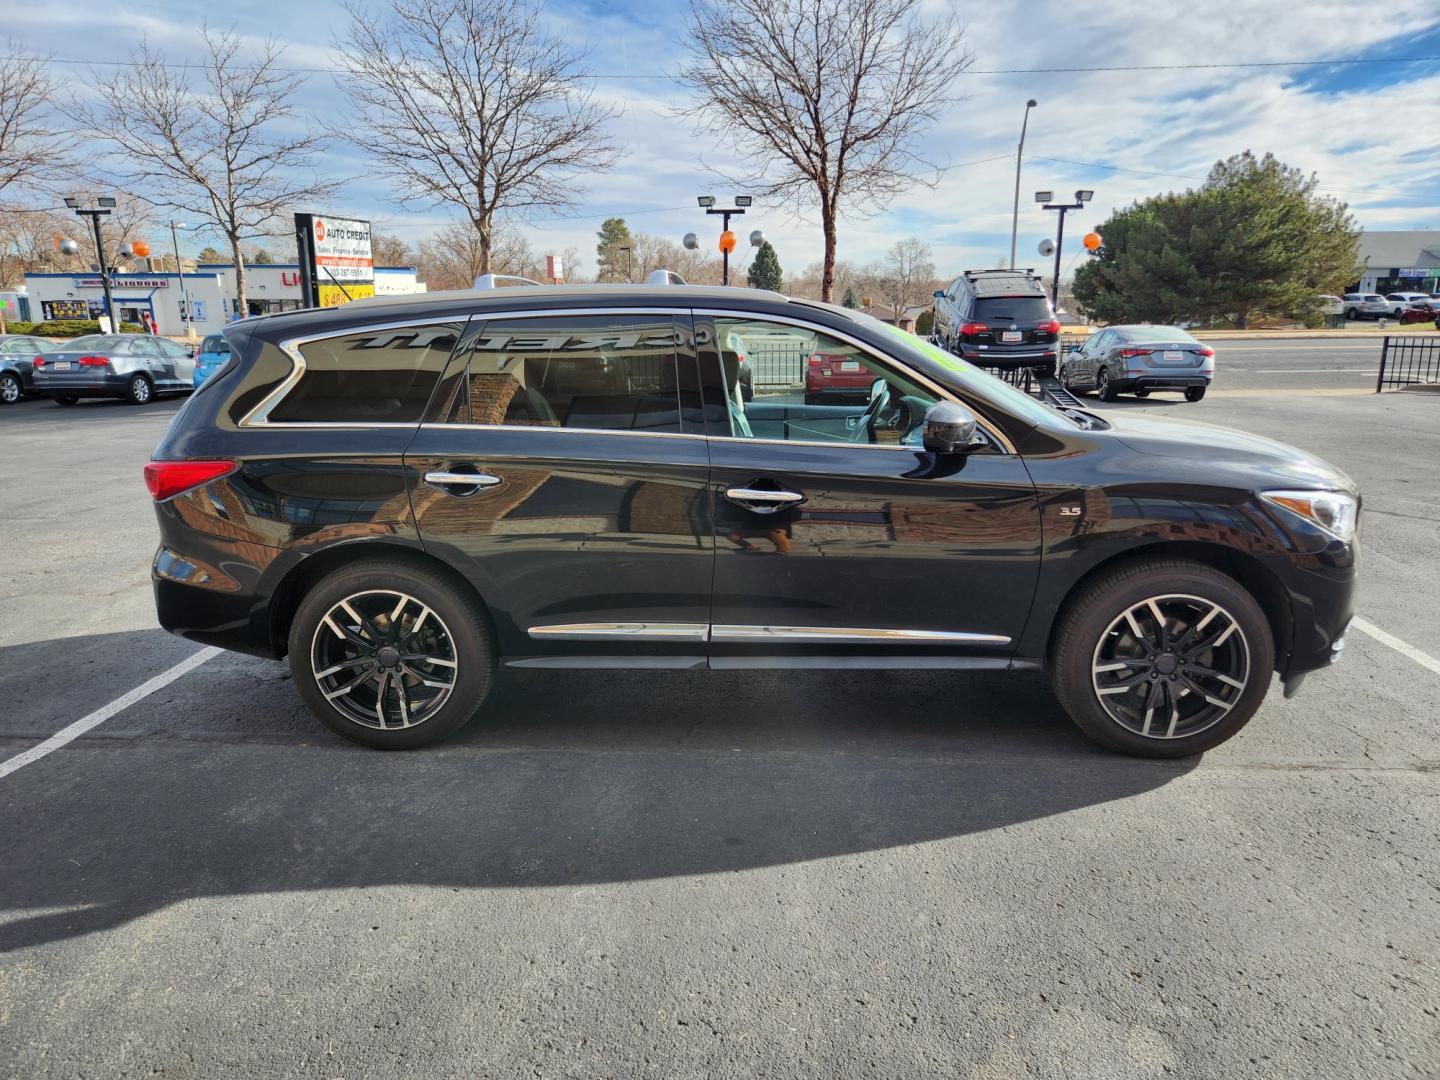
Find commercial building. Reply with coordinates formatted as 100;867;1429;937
19;264;425;337
1352;231;1440;294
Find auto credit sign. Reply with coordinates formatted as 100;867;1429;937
295;212;376;308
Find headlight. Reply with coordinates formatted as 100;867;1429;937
1261;490;1358;542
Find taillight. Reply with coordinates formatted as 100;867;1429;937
1119;348;1152;358
807;355;822;367
1037;319;1061;335
959;321;987;336
1198;346;1215;357
33;356;44;367
78;355;110;367
144;459;238;501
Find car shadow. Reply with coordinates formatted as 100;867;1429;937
0;631;1196;952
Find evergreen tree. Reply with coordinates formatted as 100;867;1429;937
1074;151;1362;328
747;240;783;291
197;246;225;264
595;217;633;282
841;286;858;309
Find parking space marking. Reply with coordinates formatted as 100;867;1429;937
1353;618;1440;677
0;646;221;781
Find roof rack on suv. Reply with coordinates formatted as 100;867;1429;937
645;268;688;286
961;269;1046;298
473;273;541;289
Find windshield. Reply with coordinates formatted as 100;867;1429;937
201;335;230;354
856;314;1067;430
973;296;1052;322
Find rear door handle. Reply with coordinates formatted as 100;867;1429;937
424;470;502;494
724;486;805;514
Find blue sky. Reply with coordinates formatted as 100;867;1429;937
12;0;1440;279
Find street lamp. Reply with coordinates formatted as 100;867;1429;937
1008;99;1038;270
1037;188;1095;309
169;222;197;341
65;196;119;331
698;195;752;286
617;244;633;284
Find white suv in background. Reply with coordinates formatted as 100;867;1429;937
1342;293;1389;320
1384;292;1431;318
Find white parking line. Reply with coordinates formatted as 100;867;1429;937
1252;368;1375;373
1352;618;1440;677
0;646;221;781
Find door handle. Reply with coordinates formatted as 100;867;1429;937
424;470;502;494
724;486;804;514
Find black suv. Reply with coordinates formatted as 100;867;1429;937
932;269;1060;373
146;284;1358;757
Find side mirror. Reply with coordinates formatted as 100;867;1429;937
922;401;980;455
933;289;945;299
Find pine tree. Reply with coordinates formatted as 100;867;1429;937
595;218;633;282
841;286;858;309
747;241;783;291
197;246;225;264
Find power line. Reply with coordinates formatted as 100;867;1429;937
5;52;1440;78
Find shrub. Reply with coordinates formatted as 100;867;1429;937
24;320;144;338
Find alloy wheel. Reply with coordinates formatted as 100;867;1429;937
310;589;458;730
131;376;151;403
1090;593;1250;740
0;375;19;403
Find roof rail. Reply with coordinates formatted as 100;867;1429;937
473;273;541;289
645;268;688;286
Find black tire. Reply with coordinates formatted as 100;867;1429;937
288;557;495;750
125;373;153;405
1049;558;1275;758
1096;366;1118;402
1184;386;1207;402
1134;388;1150;398
52;394;79;406
0;372;21;404
1344;307;1358;320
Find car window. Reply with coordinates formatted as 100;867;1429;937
113;338;156;356
710;316;939;447
429;314;685;433
1088;330;1111;352
267;321;463;423
1117;326;1199;344
972;296;1052;322
201;334;229;355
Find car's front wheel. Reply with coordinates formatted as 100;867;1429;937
288;558;496;749
52;394;79;406
1049;558;1274;757
125;374;153;405
0;373;21;404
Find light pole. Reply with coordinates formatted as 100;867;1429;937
64;195;118;331
698;194;752;285
1009;99;1038;271
617;244;632;283
1036;189;1094;309
169;221;196;341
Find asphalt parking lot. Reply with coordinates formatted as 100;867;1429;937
1;337;1437;1078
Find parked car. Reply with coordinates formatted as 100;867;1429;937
804;349;874;403
1314;295;1344;316
145;282;1357;759
722;331;754;401
1341;293;1389;320
1060;325;1215;402
932;269;1060;373
1384;292;1431;318
0;333;53;404
34;334;197;405
1396;301;1440;325
192;333;232;388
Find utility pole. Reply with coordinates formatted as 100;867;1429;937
618;245;632;283
698;195;752;285
1009;100;1038;271
170;221;194;341
66;196;118;330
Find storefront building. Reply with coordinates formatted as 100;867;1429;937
1352;231;1440;294
20;264;425;337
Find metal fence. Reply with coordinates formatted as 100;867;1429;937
1376;336;1440;391
746;340;810;388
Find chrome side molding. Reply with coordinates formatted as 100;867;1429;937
528;622;711;642
525;623;1011;646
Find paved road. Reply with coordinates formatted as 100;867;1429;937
1200;337;1386;390
1;348;1437;1079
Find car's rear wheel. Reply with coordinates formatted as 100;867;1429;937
289;558;495;749
1050;558;1274;757
1134;388;1149;398
125;373;153;405
0;373;21;404
1344;307;1358;320
1096;367;1118;402
1184;386;1207;402
52;394;78;406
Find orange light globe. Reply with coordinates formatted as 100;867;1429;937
1082;232;1102;252
718;229;737;254
131;240;151;258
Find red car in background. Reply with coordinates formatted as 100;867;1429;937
1397;300;1440;326
804;350;875;403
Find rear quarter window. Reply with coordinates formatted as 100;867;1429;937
264;321;464;424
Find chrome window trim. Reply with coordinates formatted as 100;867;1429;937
529;622;711;642
709;625;1011;645
237;304;1016;453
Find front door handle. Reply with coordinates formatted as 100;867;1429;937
424;470;502;495
724;486;805;514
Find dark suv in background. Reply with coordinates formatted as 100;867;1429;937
146;283;1358;758
932;269;1060;373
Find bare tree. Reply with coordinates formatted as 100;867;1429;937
0;46;73;207
679;0;971;302
335;0;618;275
372;232;415;267
74;28;334;314
876;236;934;320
